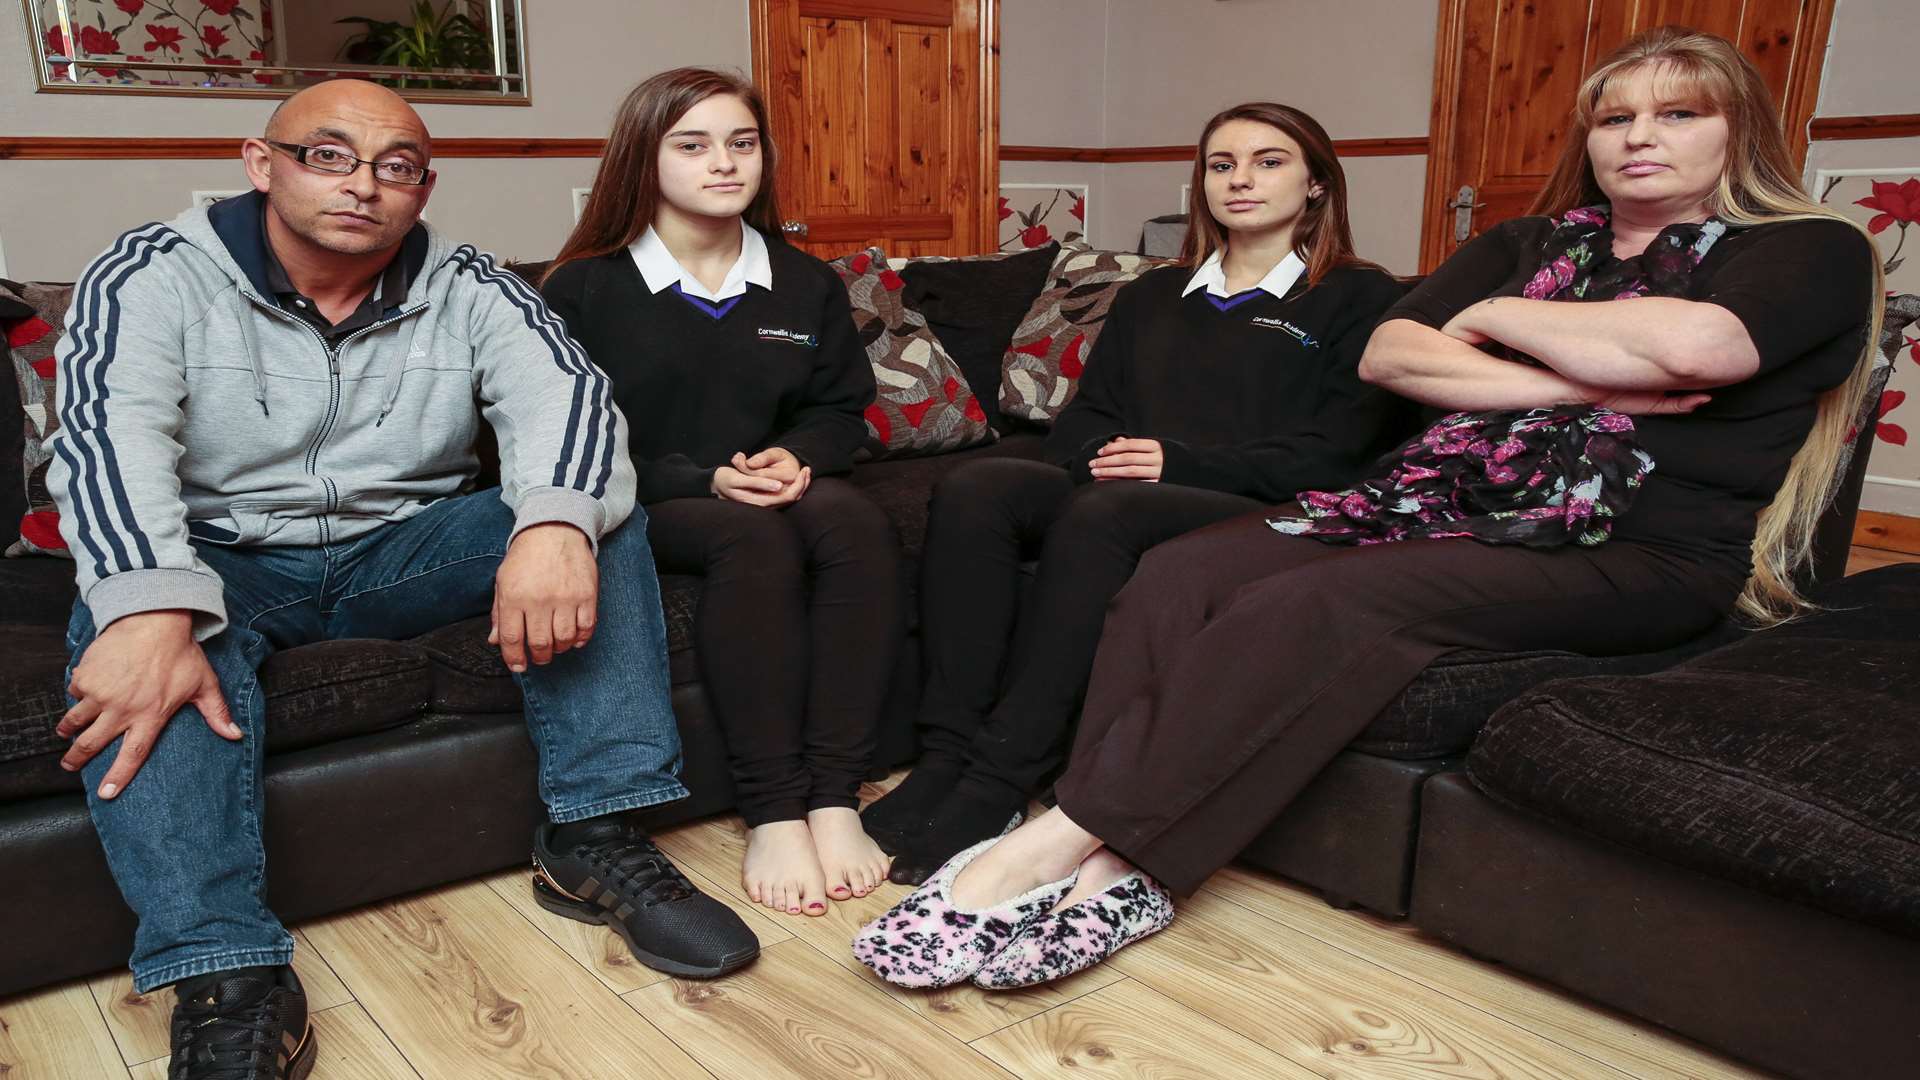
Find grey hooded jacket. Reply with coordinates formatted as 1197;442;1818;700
47;193;636;639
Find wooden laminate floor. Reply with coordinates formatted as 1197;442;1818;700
4;548;1909;1079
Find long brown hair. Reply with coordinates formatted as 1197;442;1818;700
543;67;782;286
1532;27;1884;625
1179;102;1373;286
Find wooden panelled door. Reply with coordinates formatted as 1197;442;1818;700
1419;0;1835;272
750;0;999;259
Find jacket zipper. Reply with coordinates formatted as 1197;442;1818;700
245;296;427;545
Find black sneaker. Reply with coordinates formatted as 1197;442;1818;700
532;818;759;978
168;965;314;1080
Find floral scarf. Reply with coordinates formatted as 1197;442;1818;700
1268;205;1726;549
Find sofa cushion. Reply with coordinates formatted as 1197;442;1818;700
1;280;75;558
0;545;78;626
1467;563;1920;938
410;578;703;707
828;247;994;460
0;627;435;801
900;244;1058;432
999;246;1174;424
1354;628;1737;759
848;433;1047;562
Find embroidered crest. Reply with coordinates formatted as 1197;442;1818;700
1249;316;1319;347
757;327;820;347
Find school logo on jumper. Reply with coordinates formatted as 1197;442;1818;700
757;327;819;347
1249;316;1320;348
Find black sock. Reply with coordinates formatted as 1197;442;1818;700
862;757;964;831
887;788;1026;885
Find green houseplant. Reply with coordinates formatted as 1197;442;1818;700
337;1;494;88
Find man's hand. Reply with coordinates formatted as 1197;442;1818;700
1089;437;1164;482
713;448;811;507
491;522;598;672
58;610;239;799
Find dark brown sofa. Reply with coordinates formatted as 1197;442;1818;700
2;260;1913;1080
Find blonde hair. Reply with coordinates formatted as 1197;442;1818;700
1531;26;1885;625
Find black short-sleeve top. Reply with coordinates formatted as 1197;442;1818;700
1383;215;1876;580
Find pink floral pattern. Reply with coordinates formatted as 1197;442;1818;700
1270;408;1654;548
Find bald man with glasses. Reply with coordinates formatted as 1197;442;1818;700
46;80;756;1080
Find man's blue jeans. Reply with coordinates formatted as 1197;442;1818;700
64;490;687;992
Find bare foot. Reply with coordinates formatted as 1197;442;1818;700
951;808;1101;909
807;806;891;900
743;819;830;917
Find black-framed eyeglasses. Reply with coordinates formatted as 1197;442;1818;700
267;140;434;186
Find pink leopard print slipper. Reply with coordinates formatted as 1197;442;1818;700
852;837;1078;988
971;870;1174;989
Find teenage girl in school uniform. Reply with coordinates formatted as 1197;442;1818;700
863;102;1416;884
542;67;896;919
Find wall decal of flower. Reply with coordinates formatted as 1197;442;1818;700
1880;388;1908;447
998;185;1087;252
1857;178;1919;275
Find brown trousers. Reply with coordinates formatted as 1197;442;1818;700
1052;510;1742;894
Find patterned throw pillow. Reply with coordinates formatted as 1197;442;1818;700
2;281;75;558
829;247;994;459
999;245;1175;424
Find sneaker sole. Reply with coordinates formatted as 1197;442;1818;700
530;875;758;979
287;1020;318;1080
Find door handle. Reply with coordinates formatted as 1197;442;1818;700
1446;185;1486;243
780;220;809;238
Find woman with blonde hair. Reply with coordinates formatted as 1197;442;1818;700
855;26;1882;989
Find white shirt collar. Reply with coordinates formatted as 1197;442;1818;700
1181;248;1307;301
627;220;772;302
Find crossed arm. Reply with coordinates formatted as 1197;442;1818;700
1358;295;1760;414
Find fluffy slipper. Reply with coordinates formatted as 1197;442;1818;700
972;870;1174;989
852;837;1076;988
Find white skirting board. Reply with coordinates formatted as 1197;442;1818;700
1861;475;1920;517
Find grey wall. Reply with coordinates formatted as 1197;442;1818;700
0;0;751;280
1000;0;1438;274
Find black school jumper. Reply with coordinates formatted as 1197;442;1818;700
1050;217;1877;895
912;263;1417;818
543;240;898;827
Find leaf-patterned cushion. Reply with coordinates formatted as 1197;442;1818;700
1;281;76;559
998;245;1175;424
829;247;994;460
